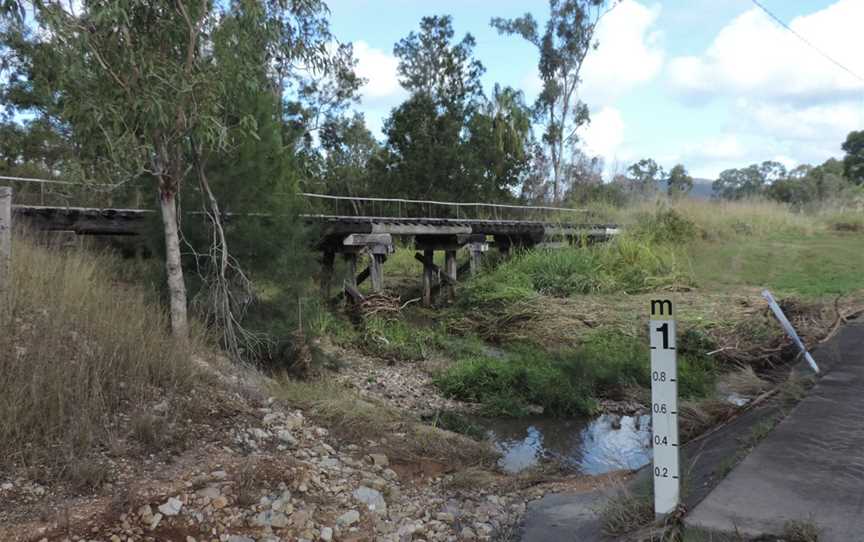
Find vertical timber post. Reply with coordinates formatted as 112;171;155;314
422;249;434;307
468;242;487;276
445;250;457;301
649;298;680;519
320;251;335;300
0;187;10;308
370;249;385;293
345;253;358;289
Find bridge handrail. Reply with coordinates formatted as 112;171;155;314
300;192;586;214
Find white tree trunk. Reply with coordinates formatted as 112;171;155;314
159;190;189;339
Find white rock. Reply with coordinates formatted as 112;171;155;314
336;509;360;527
353;486;387;513
368;453;389;467
158;497;183;516
278;430;298;446
320;527;333;541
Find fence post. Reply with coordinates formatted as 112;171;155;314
0;186;11;306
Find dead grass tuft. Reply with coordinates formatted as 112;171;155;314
783;519;820;542
717;366;769;398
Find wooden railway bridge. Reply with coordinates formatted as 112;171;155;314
2;179;618;306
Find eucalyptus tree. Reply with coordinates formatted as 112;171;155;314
667;164;694;198
0;0;336;342
492;0;616;202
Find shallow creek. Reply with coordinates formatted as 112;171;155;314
480;414;653;475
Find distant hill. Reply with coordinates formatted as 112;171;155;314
657;177;715;199
690;178;714;199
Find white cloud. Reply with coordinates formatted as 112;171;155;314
352;40;407;108
578;106;626;167
520;0;664;106
666;0;864;178
668;0;864;104
581;0;664;106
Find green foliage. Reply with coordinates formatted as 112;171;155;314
378;17;532;204
492;0;610;201
434;331;716;418
627;158;665;195
632;208;699;244
461;236;691;301
667;163;694;198
842;130;864;185
361;317;443;362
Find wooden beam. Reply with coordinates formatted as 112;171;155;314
344;284;364;304
343;233;393;246
372;223;471;235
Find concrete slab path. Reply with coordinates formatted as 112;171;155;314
686;322;864;540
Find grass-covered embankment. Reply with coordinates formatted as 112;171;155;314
0;234;205;485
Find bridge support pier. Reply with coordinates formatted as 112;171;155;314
421;249;433;307
467;241;487;276
444;250;457;301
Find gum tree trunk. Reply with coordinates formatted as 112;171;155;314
159;188;189;339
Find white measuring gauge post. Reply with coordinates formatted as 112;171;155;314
649;299;680;518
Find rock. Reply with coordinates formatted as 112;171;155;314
283;414;304;430
158;497;183;516
211;495;228;509
196;485;221;500
277;430;298;446
254;510;290;528
227;536;255;542
436;512;455;523
353;486;387;513
460;526;476;540
320;526;334;541
369;453;389;467
148;512;163;530
336;509;360;527
137;504;152;518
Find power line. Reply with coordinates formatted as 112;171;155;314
750;0;864;85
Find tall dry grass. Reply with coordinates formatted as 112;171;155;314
621;198;821;239
0;233;199;473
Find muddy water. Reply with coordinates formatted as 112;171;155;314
482;414;652;475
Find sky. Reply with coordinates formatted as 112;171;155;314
325;0;864;179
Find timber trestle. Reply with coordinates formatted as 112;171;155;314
311;214;619;307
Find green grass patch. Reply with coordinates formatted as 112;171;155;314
467;236;691;299
688;232;864;297
361;317;444;361
434;331;717;417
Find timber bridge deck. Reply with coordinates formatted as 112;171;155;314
2;179;618;305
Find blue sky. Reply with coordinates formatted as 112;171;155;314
326;0;864;179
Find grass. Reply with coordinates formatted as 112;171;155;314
434;331;717;418
0;233;201;478
688;232;864;297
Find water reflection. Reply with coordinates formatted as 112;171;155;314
485;414;652;475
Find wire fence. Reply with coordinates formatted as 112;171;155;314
299;193;588;222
